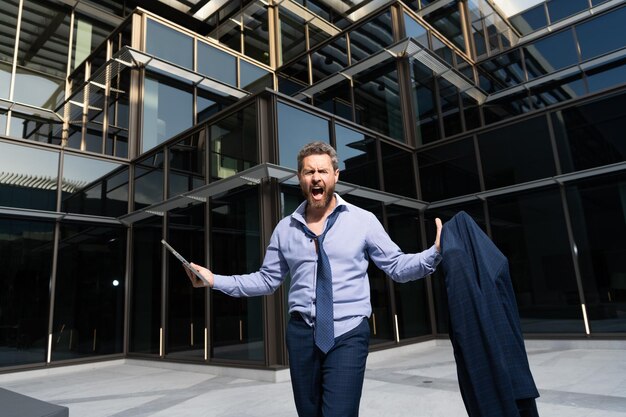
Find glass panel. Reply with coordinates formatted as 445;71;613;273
482;91;532;125
197;43;237;86
210;187;264;362
353;61;403;142
242;2;270;65
585;58;626;94
388;205;431;339
129;216;162;354
210;105;258;181
311;37;348;84
381;142;416;199
349;11;394;63
524;29;579;80
168;131;205;197
14;0;70;109
277;102;330;170
566;173;626;333
576;6;626;61
552;91;626;173
467;0;486;57
165;204;205;360
240;60;271;92
145;18;193;70
422;1;465;52
529;73;585;108
432;36;453;66
308;23;331;51
134;151;164;210
479;116;556;189
0;0;19;65
488;187;583;333
438;78;462;138
279;7;307;65
418;137;480;202
277;55;309;94
0;216;53;368
0;62;11;99
71;13;115;71
9;114;63;144
547;0;588;23
510;5;547;36
335;123;379;189
197;88;232;124
403;12;429;47
313;79;352;121
410;59;439;145
142;73;193;153
0;141;59;211
52;223;126;360
61;154;128;217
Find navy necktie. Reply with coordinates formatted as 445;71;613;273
303;210;339;353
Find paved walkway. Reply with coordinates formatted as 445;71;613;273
1;339;625;416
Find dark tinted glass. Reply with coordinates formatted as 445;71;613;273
353;61;403;142
240;60;272;92
0;216;53;367
488;187;583;333
552;91;626;173
52;223;126;360
529;73;586;108
8;114;63;145
61;155;128;217
129;216;162;354
565;172;626;333
418;137;480;201
509;5;547;36
381;142;416;198
168;131;205;197
403;13;429;46
277;102;330;170
134;151;164;210
145;19;193;69
210;105;258;181
410;60;439;145
210;187;264;361
483;91;532;124
547;0;588;23
438;78;462;138
479;116;556;189
277;56;309;94
349;11;394;63
585;58;626;94
197;43;237;86
279;8;307;64
524;29;579;80
576;6;626;61
0;141;59;211
242;2;270;65
335;124;379;189
388;206;431;339
423;2;465;51
165;204;205;360
313;79;352;121
311;37;348;84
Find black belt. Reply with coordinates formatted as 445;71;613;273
290;312;305;321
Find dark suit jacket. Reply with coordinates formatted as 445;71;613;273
441;211;539;417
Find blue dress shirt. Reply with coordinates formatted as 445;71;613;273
213;194;442;338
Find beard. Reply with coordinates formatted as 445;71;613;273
303;183;335;210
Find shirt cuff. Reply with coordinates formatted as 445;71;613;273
426;244;443;267
212;274;235;293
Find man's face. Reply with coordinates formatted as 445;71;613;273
298;154;339;210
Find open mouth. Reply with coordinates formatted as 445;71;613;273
311;186;324;198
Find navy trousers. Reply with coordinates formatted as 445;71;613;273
286;316;370;417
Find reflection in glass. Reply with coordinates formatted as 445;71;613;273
279;8;307;65
418;137;480;202
422;1;465;52
552;91;626;173
129;217;162;354
403;13;429;47
71;14;115;71
0;141;59;211
479;116;555;189
381;142;416;198
313;79;352;121
168;131;205;197
488;187;583;333
335;124;379;189
349;11;394;63
0;216;53;368
9;114;63;145
510;4;547;36
524;30;579;80
576;6;626;62
240;60;272;93
311;37;348;84
565;173;626;333
142;73;193;153
134;151;164;210
52;223;126;360
61;154;128;217
13;67;65;110
145;19;193;70
210;105;257;181
410;59;439;144
585;59;626;94
166;204;205;360
0;62;11;99
353;61;403;142
277;102;330;170
242;2;270;65
529;73;585;109
547;0;588;23
388;206;431;339
438;78;462;137
210;187;264;362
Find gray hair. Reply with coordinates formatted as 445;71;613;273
296;141;339;173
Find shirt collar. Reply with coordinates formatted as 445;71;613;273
292;193;348;226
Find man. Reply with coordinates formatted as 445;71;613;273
187;141;442;417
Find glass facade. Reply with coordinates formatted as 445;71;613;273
2;0;626;373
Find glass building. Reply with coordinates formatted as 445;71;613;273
1;0;625;372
